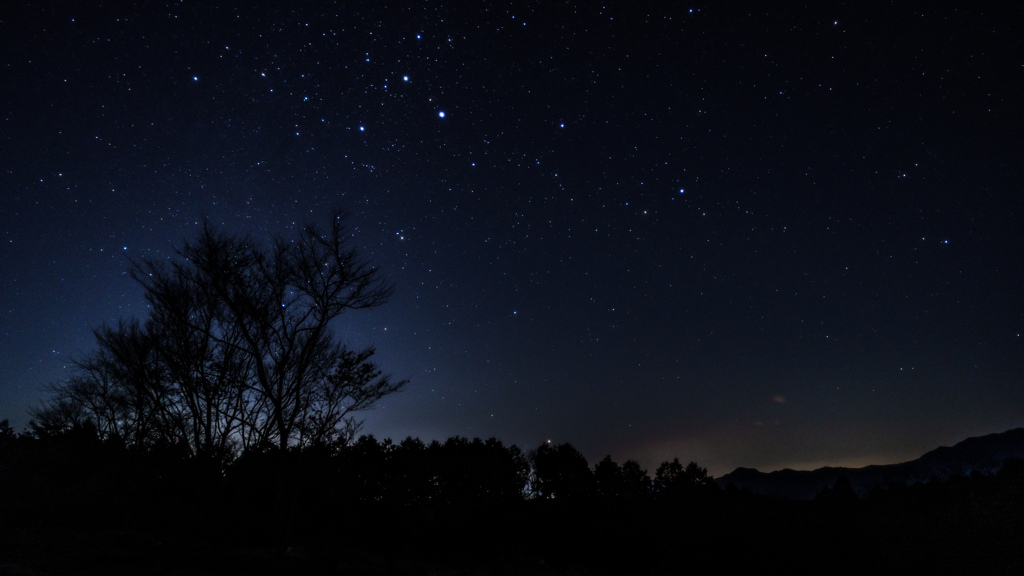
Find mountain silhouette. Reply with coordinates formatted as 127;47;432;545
717;427;1024;499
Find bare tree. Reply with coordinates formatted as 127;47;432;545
134;258;253;458
35;212;406;458
31;320;161;443
175;213;403;451
298;345;405;448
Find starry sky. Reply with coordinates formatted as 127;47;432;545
2;1;1022;475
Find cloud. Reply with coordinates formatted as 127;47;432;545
772;394;787;404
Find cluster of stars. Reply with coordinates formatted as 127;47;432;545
0;1;1020;475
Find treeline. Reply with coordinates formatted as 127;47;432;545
0;418;712;510
0;419;721;573
2;419;1023;575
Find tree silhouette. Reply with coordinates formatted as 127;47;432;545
815;474;859;508
655;458;715;500
530;441;593;499
620;459;653;499
593;454;624;499
431;436;529;504
33;212;406;459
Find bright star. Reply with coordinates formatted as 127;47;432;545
438;111;446;118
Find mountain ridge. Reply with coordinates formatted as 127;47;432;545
717;427;1024;500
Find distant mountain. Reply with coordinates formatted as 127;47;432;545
717;427;1024;500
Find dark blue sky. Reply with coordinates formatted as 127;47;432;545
2;1;1021;475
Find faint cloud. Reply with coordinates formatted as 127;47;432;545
772;394;787;404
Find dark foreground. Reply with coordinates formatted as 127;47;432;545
2;430;1022;575
3;487;1023;576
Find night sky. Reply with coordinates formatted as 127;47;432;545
2;2;1021;476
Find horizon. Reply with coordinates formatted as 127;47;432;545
5;409;1016;478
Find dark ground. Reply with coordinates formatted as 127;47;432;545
2;429;1022;575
